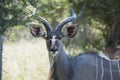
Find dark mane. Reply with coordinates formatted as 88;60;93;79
85;49;99;54
74;50;99;58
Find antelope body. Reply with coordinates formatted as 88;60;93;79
29;9;120;80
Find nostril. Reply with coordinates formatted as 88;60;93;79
50;48;58;52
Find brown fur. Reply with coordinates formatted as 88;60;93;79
67;24;77;36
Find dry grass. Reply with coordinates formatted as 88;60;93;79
3;39;50;80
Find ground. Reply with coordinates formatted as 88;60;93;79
3;39;49;80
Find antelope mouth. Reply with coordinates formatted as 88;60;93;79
50;50;58;57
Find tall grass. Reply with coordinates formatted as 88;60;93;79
3;39;49;80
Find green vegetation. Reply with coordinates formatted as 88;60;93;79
2;0;120;50
69;0;120;49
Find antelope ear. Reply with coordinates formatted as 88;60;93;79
29;24;46;38
62;24;78;38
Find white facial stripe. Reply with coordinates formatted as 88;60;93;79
49;35;58;57
52;35;56;42
51;35;57;48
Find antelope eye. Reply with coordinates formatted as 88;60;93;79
47;39;52;46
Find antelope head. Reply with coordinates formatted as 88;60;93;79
29;9;77;65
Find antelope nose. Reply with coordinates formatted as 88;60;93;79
50;41;58;52
50;47;58;52
50;46;58;52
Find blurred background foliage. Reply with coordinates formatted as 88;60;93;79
69;0;120;52
1;0;120;54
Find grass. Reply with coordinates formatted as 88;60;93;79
3;39;50;80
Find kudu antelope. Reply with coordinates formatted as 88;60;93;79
29;9;120;80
